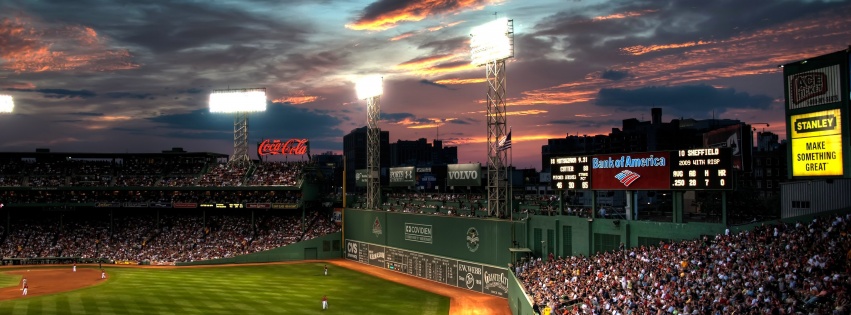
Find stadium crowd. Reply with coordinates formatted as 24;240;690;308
0;159;307;187
0;190;302;204
518;213;851;315
0;210;340;264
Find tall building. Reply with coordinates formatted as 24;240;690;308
389;138;458;167
343;126;390;191
542;108;740;172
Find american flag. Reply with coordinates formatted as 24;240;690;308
497;130;512;151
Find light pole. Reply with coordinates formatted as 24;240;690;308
356;76;383;210
0;95;14;113
470;18;514;218
209;88;267;168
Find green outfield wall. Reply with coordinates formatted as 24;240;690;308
508;269;535;315
343;209;525;267
177;232;341;266
522;215;726;259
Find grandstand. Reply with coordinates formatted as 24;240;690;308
0;149;337;265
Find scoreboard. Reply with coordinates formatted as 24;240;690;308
669;148;733;190
551;149;733;191
550;156;591;190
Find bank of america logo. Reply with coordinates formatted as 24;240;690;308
615;170;640;187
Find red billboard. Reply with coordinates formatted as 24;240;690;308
591;152;670;190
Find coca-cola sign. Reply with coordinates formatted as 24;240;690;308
257;138;309;156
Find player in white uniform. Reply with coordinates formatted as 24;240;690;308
22;283;28;296
322;295;328;310
324;265;328;276
73;263;76;272
101;269;106;279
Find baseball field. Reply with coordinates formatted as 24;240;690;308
0;261;455;314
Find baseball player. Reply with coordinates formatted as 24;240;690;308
22;283;28;296
324;264;328;276
322;295;328;310
101;269;106;279
73;263;77;272
21;277;26;290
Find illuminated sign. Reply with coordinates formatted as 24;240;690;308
550;156;591;190
790;109;844;177
669;148;733;190
787;64;842;109
591;152;670;190
257;138;308;156
389;166;415;187
447;163;481;187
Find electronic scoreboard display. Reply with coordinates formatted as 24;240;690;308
669;148;733;190
550;156;591;190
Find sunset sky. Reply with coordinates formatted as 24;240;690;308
1;0;849;170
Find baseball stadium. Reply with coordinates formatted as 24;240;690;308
1;49;851;315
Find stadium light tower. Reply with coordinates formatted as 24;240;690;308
470;17;514;218
0;95;14;113
209;88;267;168
356;76;383;210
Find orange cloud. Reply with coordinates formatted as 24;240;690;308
390;32;415;41
593;9;657;21
0;16;138;73
621;40;714;56
434;78;486;85
395;53;476;76
275;95;319;104
346;0;496;31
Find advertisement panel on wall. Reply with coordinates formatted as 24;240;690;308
355;169;370;187
790;108;844;177
447;163;482;187
591;152;670;190
702;124;751;171
345;239;507;298
389;166;416;187
786;64;842;110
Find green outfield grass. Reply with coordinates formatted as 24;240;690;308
0;263;450;315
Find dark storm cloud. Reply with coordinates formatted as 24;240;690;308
448;118;473;125
15;0;311;55
595;85;772;113
69;112;104;117
105;92;155;100
381;112;416;123
529;0;847;64
601;69;629;81
8;88;96;99
419;79;454;90
550;119;622;130
148;102;342;141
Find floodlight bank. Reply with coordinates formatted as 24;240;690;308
0;95;13;113
470;17;513;66
209;90;267;113
356;76;383;99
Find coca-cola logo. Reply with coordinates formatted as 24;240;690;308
258;138;308;156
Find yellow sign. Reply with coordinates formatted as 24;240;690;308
790;109;844;176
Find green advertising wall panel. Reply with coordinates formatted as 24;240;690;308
344;209;523;267
524;215;725;259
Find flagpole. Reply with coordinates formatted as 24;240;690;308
509;127;513;221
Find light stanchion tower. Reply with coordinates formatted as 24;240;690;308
470;18;514;218
356;76;383;210
209;88;267;168
0;95;14;113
